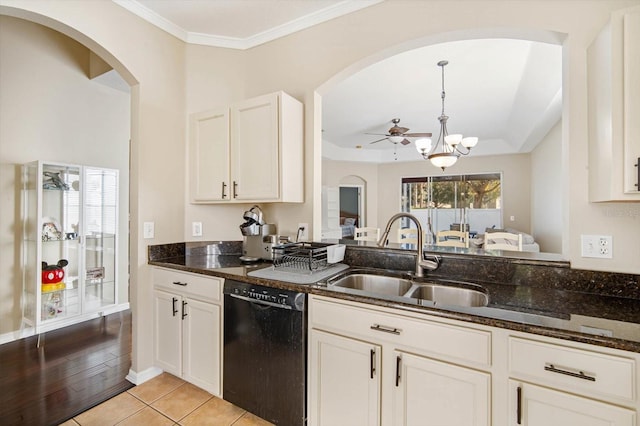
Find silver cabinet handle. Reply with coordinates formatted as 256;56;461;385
222;181;227;198
172;281;187;286
370;324;401;335
635;157;639;189
544;363;596;381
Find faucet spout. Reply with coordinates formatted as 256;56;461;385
378;213;439;278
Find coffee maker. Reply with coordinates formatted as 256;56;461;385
239;205;276;262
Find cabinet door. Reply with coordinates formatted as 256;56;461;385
309;330;381;426
189;107;230;202
153;290;182;376
230;93;280;201
588;7;640;201
508;381;635;426
623;9;640;194
393;351;490;426
182;297;221;396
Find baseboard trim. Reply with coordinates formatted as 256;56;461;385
126;366;163;385
0;328;35;345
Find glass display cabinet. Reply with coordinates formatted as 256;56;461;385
22;161;119;334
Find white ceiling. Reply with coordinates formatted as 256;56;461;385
113;0;563;164
114;0;382;49
322;38;563;163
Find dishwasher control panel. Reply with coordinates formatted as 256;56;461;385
224;279;306;311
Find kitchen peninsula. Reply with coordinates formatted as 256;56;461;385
149;241;640;349
149;241;640;426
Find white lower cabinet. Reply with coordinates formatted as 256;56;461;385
394;351;490;426
508;381;635;426
507;335;638;426
310;330;381;426
309;295;640;426
308;295;491;426
153;268;223;396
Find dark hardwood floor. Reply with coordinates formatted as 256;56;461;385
0;310;133;426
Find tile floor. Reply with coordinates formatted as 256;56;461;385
59;373;274;426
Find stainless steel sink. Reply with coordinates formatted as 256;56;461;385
408;284;488;307
329;273;413;297
327;272;488;307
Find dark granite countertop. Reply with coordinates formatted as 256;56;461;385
149;241;640;353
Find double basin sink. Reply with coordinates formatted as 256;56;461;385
326;271;488;308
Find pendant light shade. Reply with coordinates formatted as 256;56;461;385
414;137;432;154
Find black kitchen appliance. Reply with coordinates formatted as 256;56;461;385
223;279;306;426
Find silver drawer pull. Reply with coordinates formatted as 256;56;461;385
544;363;596;382
370;324;401;335
172;281;188;286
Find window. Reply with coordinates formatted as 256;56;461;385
401;173;502;242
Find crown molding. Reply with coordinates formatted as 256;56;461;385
113;0;383;50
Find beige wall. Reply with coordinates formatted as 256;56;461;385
0;16;130;336
2;0;639;380
240;0;640;273
1;0;187;376
531;120;563;253
178;0;640;271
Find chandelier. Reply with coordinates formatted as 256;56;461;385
415;60;478;170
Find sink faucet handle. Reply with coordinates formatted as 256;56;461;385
420;255;440;271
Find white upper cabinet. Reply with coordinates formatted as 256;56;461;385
189;91;303;203
588;6;640;201
189;107;230;202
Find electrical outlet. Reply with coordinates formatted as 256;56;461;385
192;222;202;237
298;223;309;241
580;235;612;259
143;222;155;239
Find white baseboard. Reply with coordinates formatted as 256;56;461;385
0;328;35;345
126;366;163;385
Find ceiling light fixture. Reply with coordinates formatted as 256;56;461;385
415;60;479;170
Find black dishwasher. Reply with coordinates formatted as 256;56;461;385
223;279;307;426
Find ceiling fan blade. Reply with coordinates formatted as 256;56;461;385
400;139;411;145
389;126;410;134
365;132;390;136
369;137;388;144
404;132;433;137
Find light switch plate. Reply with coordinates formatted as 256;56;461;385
143;222;155;239
298;223;309;241
192;222;203;237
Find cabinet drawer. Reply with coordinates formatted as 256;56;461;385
154;268;222;303
311;296;491;367
509;337;636;401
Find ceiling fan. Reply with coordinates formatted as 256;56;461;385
367;118;432;145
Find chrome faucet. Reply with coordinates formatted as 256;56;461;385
378;213;439;278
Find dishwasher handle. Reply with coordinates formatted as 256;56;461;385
228;293;293;310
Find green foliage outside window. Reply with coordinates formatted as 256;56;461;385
406;174;501;210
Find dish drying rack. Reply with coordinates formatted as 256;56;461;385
272;242;343;273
